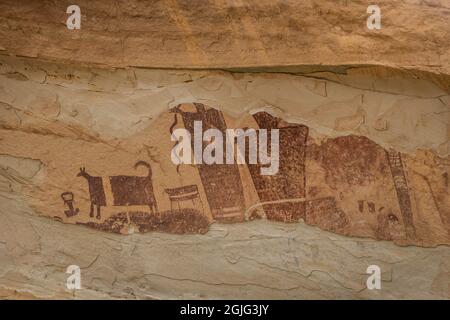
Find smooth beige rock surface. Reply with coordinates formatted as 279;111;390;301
1;194;449;299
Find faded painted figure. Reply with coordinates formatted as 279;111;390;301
77;167;106;219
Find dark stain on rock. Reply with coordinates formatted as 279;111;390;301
78;208;210;235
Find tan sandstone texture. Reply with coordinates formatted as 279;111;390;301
0;0;449;76
0;0;449;299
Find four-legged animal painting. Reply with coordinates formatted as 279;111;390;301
77;161;157;219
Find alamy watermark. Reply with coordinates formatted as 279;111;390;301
66;5;81;30
66;265;81;290
366;265;381;290
171;121;279;176
367;5;381;30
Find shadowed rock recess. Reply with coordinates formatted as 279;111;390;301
0;1;449;299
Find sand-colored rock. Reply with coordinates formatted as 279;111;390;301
1;194;449;299
0;46;449;298
0;0;449;77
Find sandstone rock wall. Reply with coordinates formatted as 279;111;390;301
0;0;449;75
1;55;448;245
0;54;449;299
0;1;449;300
